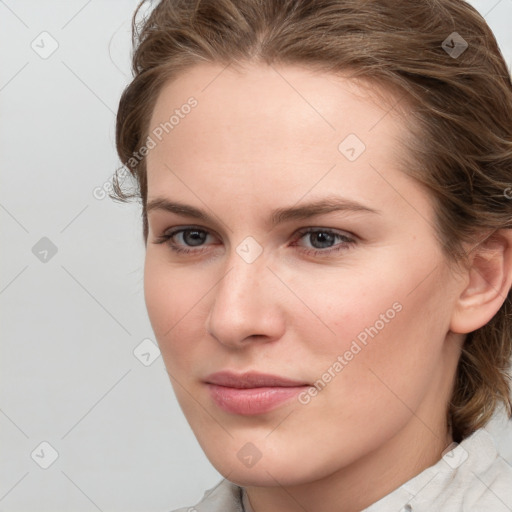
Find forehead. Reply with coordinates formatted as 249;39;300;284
145;63;423;216
148;62;405;155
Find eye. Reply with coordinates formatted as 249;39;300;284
292;228;355;255
153;226;218;254
153;225;356;257
175;229;208;246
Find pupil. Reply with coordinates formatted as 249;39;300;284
311;231;335;249
184;230;206;246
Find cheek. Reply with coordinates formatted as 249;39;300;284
144;256;198;343
144;258;173;338
323;272;452;419
287;250;453;398
143;255;215;370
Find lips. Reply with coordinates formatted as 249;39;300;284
205;371;308;388
204;371;310;415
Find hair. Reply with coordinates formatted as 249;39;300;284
114;0;512;443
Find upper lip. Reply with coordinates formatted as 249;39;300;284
204;371;309;389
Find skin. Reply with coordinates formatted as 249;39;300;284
143;63;512;512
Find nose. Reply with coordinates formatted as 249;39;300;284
205;251;286;349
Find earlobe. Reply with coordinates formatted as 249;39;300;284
450;229;512;334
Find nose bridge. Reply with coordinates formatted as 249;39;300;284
222;255;263;306
206;247;283;346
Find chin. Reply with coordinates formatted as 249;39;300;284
204;446;329;488
220;466;309;488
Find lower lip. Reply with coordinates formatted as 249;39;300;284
206;384;308;415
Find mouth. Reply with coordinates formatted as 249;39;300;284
204;371;311;415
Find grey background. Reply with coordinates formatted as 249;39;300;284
1;1;512;511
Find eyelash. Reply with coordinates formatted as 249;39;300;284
153;226;356;257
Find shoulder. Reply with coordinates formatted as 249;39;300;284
364;426;512;511
414;427;512;511
170;478;245;512
452;428;512;511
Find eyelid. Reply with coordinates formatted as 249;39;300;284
163;224;219;238
168;226;219;244
295;226;352;234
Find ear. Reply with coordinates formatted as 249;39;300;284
450;229;512;334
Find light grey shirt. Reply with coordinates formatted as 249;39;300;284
171;427;512;511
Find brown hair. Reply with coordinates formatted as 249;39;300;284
114;0;512;443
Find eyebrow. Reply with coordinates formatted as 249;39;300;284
146;196;380;228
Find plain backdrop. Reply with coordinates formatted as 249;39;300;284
1;1;512;511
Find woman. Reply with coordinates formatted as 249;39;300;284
114;0;512;510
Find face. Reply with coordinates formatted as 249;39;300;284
144;63;464;487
